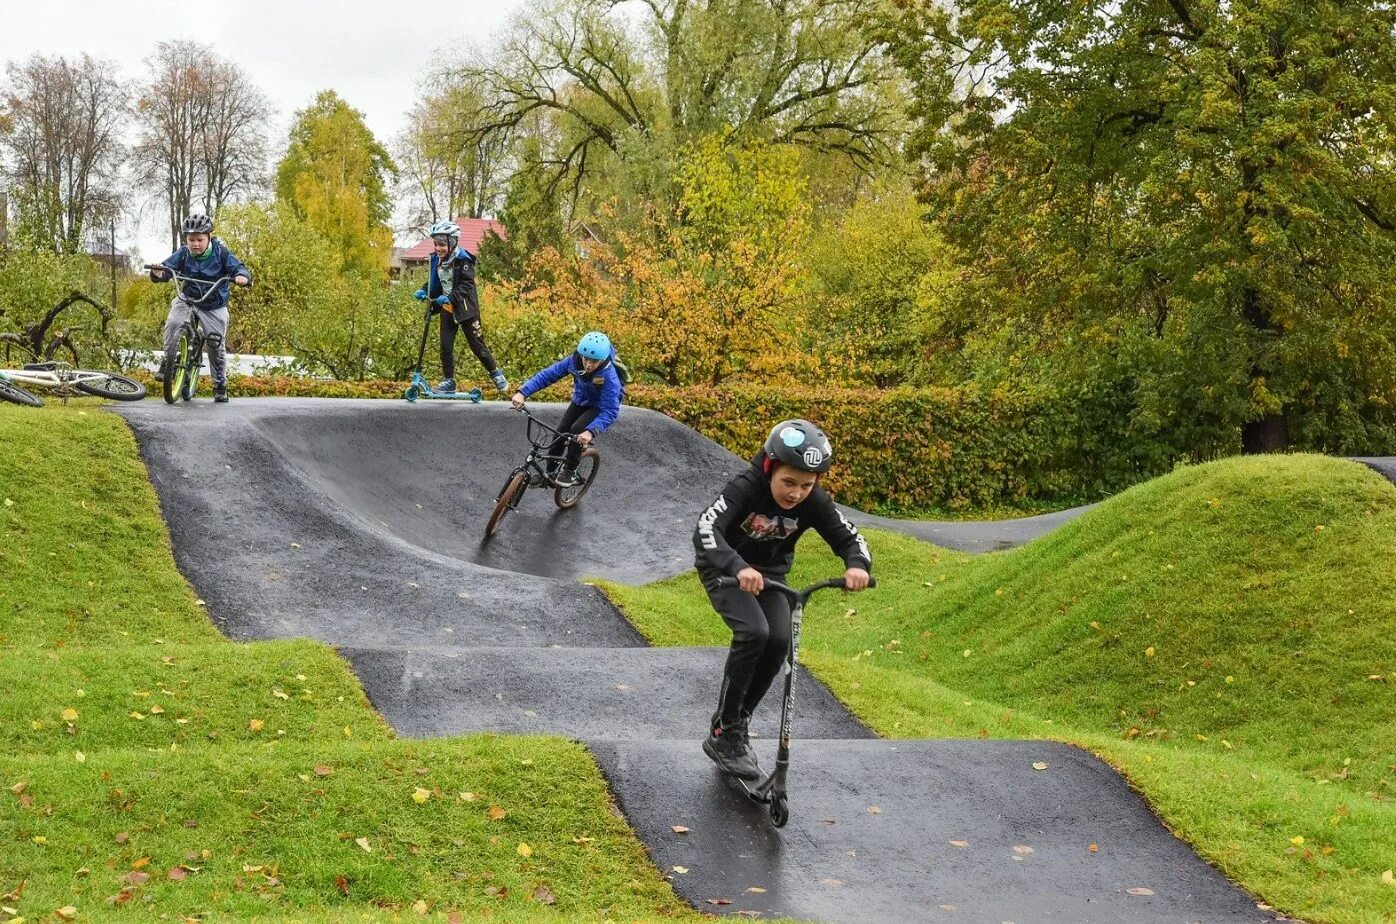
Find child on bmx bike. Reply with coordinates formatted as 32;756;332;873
148;213;250;403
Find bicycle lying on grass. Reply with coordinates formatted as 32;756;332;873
145;264;248;404
484;406;601;538
0;361;146;407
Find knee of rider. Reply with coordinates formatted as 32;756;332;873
735;621;770;648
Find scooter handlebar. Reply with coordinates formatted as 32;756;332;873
713;574;876;601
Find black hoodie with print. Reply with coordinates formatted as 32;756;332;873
693;455;872;580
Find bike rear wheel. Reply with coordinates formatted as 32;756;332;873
0;376;43;407
76;371;147;401
554;448;600;509
485;471;527;539
163;328;192;404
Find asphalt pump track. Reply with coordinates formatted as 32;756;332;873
118;398;1280;922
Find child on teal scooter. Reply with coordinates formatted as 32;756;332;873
414;220;509;395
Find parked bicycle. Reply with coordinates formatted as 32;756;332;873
144;264;247;404
484;406;602;538
0;361;146;408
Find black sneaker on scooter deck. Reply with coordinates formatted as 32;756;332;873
703;724;760;780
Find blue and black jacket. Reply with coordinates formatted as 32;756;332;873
519;350;624;435
428;247;481;321
151;239;250;311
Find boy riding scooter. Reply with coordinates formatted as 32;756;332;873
694;419;871;781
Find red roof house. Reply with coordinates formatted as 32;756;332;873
400;217;506;266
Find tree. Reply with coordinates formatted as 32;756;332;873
395;78;510;229
133;42;272;251
888;0;1396;453
476;135;567;282
0;54;127;254
803;180;950;386
214;202;419;378
0;249;113;363
525;133;814;385
458;0;904;203
275;91;397;277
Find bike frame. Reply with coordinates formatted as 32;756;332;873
0;364;120;394
506;405;585;491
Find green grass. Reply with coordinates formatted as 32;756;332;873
0;403;693;923
603;454;1396;924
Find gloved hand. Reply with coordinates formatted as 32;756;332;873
413;288;427;301
434;294;451;306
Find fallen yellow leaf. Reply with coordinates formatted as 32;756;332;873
489;806;507;821
248;719;264;732
516;842;533;857
1144;646;1155;658
1290;836;1305;846
1381;869;1394;886
62;709;79;722
355;836;372;853
949;840;968;848
412;788;431;804
74;751;85;763
672;865;689;874
1032;762;1048;771
412;899;428;915
55;907;77;921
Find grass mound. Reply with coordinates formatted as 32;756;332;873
1;404;689;923
606;454;1396;924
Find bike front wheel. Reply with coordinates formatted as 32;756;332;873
76;371;147;401
485;471;526;539
163;328;192;404
0;376;43;407
554;448;600;509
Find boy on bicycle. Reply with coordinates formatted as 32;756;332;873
413;220;509;395
509;332;623;487
149;213;250;403
693;419;871;780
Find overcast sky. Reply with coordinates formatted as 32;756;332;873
1;0;523;261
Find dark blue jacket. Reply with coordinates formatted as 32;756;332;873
428;247;480;321
519;350;624;435
152;239;250;311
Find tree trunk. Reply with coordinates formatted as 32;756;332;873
1242;412;1289;454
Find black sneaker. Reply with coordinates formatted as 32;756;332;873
703;725;760;780
554;467;580;488
214;386;229;403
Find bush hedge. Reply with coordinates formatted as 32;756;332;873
190;376;1170;511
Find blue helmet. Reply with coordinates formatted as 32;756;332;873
577;331;612;361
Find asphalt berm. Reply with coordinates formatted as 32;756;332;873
118;397;1280;923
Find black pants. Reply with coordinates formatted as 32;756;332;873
549;402;599;470
440;312;497;380
703;572;793;730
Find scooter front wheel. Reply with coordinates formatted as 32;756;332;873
769;793;789;827
404;385;421;402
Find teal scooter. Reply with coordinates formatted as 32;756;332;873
404;299;482;403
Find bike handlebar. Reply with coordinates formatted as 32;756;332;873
144;264;250;303
514;403;585;445
714;574;876;603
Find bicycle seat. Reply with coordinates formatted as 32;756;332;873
23;362;60;371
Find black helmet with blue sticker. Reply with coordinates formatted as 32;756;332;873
763;419;833;475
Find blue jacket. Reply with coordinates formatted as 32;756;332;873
428;247;480;321
520;350;624;435
152;239;250;311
